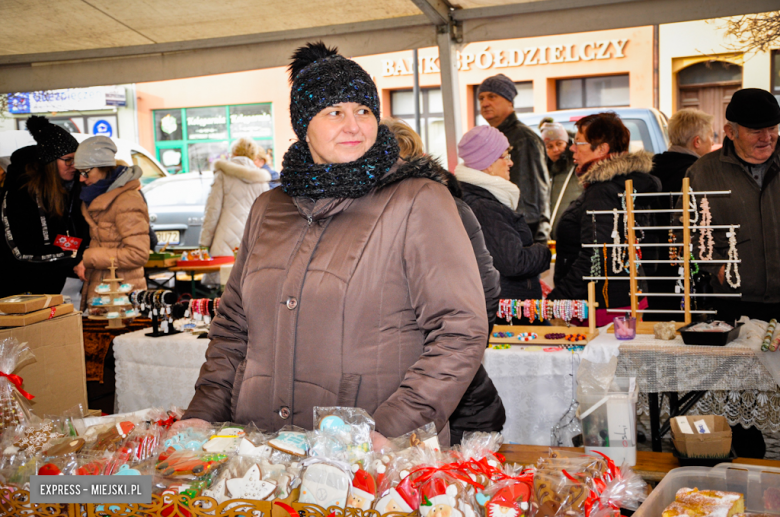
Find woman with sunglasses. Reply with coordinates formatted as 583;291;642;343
456;125;552;324
72;136;149;309
0;116;90;298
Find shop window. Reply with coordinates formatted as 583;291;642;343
772;50;780;104
556;75;629;110
390;88;446;162
153;103;273;174
475;82;534;126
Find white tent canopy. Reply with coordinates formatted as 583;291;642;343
1;0;775;166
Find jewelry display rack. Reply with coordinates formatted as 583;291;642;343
582;177;742;334
490;281;600;345
87;258;135;329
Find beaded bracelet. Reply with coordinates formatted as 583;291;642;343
492;332;514;338
565;333;587;342
518;332;538;341
762;319;777;351
545;333;566;340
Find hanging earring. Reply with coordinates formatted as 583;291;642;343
698;196;713;260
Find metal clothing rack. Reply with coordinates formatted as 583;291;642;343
583;177;741;328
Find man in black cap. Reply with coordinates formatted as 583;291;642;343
685;88;780;323
478;74;550;243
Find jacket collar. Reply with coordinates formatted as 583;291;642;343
85;179;141;212
719;137;780;169
496;111;520;132
214;157;269;183
578;150;654;186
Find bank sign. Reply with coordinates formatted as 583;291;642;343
8;86;126;114
382;39;629;76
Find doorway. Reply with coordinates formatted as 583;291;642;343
677;61;742;145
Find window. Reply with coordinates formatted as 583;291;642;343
390;88;446;162
153;103;273;174
772;50;780;104
131;151;167;183
557;75;629;110
16;114;119;137
475;82;534;126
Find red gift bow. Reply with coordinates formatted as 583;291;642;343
562;453;622;517
0;371;34;400
410;462;486;491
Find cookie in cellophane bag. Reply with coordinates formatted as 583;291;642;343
480;475;534;517
0;338;36;432
389;422;441;452
533;468;590;517
312;406;374;464
418;471;479;517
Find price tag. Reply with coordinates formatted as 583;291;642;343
678;267;684;275
184;310;190;318
675;416;694;434
693;419;711;434
675;284;681;294
152;308;158;316
161;321;169;333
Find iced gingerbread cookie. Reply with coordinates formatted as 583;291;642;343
227;464;277;500
44;438;86;457
486;483;532;517
347;467;376;510
420;480;465;517
203;478;229;504
375;476;418;515
203;427;245;453
238;437;271;457
268;431;308;457
13;422;64;453
299;463;350;509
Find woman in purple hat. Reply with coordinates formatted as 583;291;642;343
456;125;552;324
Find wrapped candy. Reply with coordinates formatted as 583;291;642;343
0;338;35;432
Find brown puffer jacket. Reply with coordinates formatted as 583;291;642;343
183;157;488;444
80;166;149;308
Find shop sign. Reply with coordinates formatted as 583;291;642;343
229;105;273;138
186;113;228;140
91;119;113;137
382;39;629;77
7;86;127;113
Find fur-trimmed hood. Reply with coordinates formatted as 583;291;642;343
376;154;449;190
213;156;270;184
579;150;654;186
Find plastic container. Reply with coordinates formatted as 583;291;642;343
578;377;638;466
614;316;637;340
679;320;744;346
634;463;780;516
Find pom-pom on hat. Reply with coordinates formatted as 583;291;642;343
725;88;780;129
458;125;510;171
26;115;79;164
288;41;380;141
74;136;117;170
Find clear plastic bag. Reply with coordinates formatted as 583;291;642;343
312;406;374;464
0;338;35;432
388;422;440;452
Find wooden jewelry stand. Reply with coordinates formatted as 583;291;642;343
87;258;135;329
583;177;741;335
490;281;600;345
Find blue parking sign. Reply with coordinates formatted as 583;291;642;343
92;119;113;137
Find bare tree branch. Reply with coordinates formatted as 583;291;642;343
720;11;780;54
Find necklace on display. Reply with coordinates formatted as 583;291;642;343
726;225;741;289
590;213;602;277
698;195;713;260
668;194;679;265
611;209;625;274
602;242;610;308
688;187;698;224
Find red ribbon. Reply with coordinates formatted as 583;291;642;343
0;372;34;400
48;307;57;319
410;463;485;491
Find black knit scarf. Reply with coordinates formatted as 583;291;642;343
281;124;400;200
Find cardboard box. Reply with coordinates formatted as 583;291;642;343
0;294;64;314
0;311;88;416
671;415;732;458
0;304;73;327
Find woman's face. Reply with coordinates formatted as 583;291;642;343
483;148;513;181
545;140;568;163
571;130;609;167
56;153;76;181
78;167;107;186
306;103;378;164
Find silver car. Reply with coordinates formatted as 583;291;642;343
142;172;214;249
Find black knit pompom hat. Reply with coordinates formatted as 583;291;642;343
288;42;381;140
26;115;79;164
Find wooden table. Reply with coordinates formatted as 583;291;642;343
169;265;224;296
498;444;780;483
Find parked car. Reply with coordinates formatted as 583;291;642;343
0;130;168;185
519;107;670;154
141;172;214;248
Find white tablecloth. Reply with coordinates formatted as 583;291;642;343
483;346;581;445
113;328;209;413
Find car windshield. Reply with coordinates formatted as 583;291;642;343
132;151;167;183
144;178;209;206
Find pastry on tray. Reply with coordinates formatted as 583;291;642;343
662;488;745;517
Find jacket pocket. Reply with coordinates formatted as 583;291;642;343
336;373;362;407
230;359;248;420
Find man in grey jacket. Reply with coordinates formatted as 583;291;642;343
686;88;780;322
478;74;551;243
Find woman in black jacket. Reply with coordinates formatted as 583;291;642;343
456;125;552;313
549;112;660;325
0;117;90;298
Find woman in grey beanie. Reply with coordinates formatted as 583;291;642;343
73;136;149;310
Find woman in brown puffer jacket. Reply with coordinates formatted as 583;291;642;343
72;136;149;309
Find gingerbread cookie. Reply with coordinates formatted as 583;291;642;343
375;475;418;515
268;431;308;457
227;464;277;501
420;480;465;517
203;427;245;453
298;463;350;509
13;422;64;453
44;438;85;457
347;467;377;510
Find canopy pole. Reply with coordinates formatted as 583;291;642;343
437;25;462;171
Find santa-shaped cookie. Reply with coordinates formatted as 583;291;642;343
486;483;531;517
347;467;376;510
374;474;418;515
419;479;463;517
